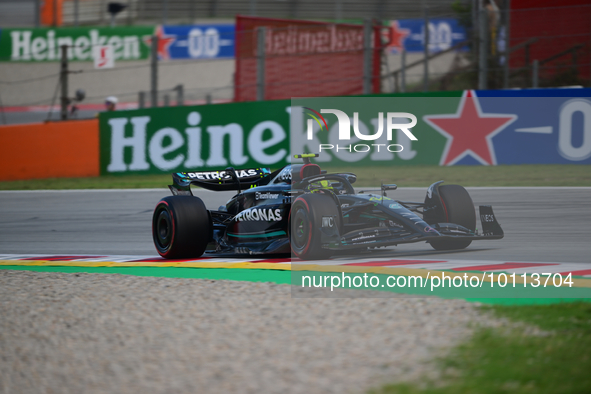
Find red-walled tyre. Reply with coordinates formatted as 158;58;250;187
289;193;340;260
152;196;211;259
429;185;476;251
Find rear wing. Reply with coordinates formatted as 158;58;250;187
169;167;273;194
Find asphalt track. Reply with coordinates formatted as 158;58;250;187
1;187;590;264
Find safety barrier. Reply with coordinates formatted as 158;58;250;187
2;87;590;182
0;119;99;181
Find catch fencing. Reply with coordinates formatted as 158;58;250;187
0;2;589;125
57;0;454;26
2;87;590;181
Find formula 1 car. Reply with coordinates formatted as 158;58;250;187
152;154;503;260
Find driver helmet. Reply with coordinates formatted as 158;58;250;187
311;179;334;191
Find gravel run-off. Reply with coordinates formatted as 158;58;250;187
0;270;493;394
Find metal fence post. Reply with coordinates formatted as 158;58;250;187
524;43;530;86
503;1;511;88
100;0;106;25
472;0;477;35
34;0;40;27
478;9;488;90
571;48;578;77
127;0;132;25
363;19;372;95
0;93;6;125
532;59;539;88
210;0;218;17
256;27;266;101
175;84;184;106
74;0;79;27
401;47;406;93
60;45;69;120
232;72;236;102
53;0;58;26
335;0;342;20
151;36;159;107
289;0;298;18
162;0;168;25
423;6;429;92
138;91;146;108
190;0;196;20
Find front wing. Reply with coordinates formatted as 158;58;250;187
319;205;503;251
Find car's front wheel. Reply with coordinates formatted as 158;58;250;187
289;193;341;260
429;185;476;251
152;196;211;258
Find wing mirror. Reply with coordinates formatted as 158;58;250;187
381;183;397;198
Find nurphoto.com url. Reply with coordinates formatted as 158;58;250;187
301;272;574;292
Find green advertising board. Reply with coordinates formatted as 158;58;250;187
98;92;464;176
0;26;154;62
99;100;292;175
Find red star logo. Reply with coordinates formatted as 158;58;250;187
387;21;410;52
143;25;176;60
424;91;517;166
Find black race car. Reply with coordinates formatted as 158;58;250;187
152;154;503;260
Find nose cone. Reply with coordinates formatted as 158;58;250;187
421;225;441;236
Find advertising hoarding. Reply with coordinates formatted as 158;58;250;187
99;89;591;175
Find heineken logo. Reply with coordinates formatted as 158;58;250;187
104;111;289;173
1;27;152;62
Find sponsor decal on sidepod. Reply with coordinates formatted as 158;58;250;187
235;208;283;222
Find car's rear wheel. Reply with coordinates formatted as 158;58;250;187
429;185;476;251
290;193;340;260
152;196;211;258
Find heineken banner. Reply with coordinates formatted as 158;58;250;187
0;26;154;62
99;88;591;175
99;100;291;175
0;25;235;62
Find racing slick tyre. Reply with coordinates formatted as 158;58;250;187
289;193;341;260
152;196;212;259
429;185;476;251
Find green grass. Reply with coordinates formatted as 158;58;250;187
1;165;590;190
329;164;591;187
0;174;172;190
372;301;591;394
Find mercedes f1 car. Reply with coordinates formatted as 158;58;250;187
152;154;503;260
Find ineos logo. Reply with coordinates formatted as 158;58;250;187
481;214;495;223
